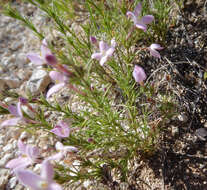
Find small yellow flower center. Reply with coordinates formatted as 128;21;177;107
39;181;48;189
21;154;27;158
60;128;65;135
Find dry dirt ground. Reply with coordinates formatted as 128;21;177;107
133;0;207;189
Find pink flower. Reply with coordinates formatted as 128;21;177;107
15;160;62;190
90;36;98;45
133;65;147;83
50;121;71;138
47;142;78;161
27;39;54;66
1;98;24;127
27;39;74;76
47;70;85;98
0;98;36;127
6;140;41;170
46;71;68;98
91;38;116;66
127;3;154;32
148;44;163;58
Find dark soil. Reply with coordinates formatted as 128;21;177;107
140;0;207;189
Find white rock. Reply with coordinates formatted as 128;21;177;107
0;169;9;189
26;69;51;96
2;56;15;67
20;131;30;140
0;153;13;167
83;180;91;188
10;41;23;51
3;144;13;152
33;164;41;172
15;53;30;68
1;77;21;89
17;68;32;81
178;113;188;122
0;79;6;92
171;126;179;136
9;177;17;189
4;97;14;103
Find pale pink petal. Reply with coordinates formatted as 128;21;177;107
8;105;18;117
126;11;138;24
49;71;67;83
6;157;31;170
55;142;64;151
49;183;62;190
18;139;27;153
100;55;108;66
46;152;64;161
99;41;109;52
91;53;102;60
51;127;69;138
51;121;70;138
133;65;147;83
26;146;40;159
141;15;154;24
150;43;164;50
17;101;23;118
27;53;44;65
149;49;161;58
41;160;54;182
0;117;21;127
46;83;66;98
134;2;142;17
135;22;147;32
15;169;43;190
41;39;52;58
106;47;115;57
63;146;78;153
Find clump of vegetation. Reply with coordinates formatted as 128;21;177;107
1;0;177;189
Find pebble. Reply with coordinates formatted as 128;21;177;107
171;125;179;136
0;169;10;189
10;41;23;51
177;113;188;122
3;144;13;152
0;153;14;167
26;69;51;96
0;77;21;89
9;177;18;189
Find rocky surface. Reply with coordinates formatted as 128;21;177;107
0;2;50;189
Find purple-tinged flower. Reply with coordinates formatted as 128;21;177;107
27;39;53;66
51;121;70;138
90;36;98;45
133;65;147;84
91;38;116;66
46;71;68;98
127;2;154;32
15;160;62;190
0;97;37;127
1;99;23;127
47;70;85;98
147;44;163;58
47;142;78;161
6;140;41;170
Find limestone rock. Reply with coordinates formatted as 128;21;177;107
26;69;51;96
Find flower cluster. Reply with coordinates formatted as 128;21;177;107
1;2;165;189
90;2;163;85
